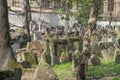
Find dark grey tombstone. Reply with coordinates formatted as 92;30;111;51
12;41;20;54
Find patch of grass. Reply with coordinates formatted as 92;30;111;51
113;77;120;80
52;57;120;80
52;62;74;80
88;57;120;78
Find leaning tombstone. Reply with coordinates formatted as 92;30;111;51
88;54;101;66
33;50;58;80
26;41;43;61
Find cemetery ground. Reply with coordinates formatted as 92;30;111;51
52;57;120;80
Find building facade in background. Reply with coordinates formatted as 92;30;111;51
98;0;120;27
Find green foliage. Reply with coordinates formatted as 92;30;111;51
52;57;120;80
52;62;75;80
51;0;104;25
113;77;120;80
88;57;120;78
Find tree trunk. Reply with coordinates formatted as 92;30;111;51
0;0;17;71
88;0;99;29
77;0;100;80
22;0;31;41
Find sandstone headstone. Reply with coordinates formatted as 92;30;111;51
26;41;43;61
90;42;101;54
88;54;101;66
16;52;38;68
107;47;115;56
101;50;110;61
59;52;69;63
91;35;99;42
114;26;120;37
33;51;58;80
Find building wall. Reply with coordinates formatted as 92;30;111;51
98;0;120;27
101;0;120;21
9;11;76;29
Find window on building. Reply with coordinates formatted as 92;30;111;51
108;0;114;11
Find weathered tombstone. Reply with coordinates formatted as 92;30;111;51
99;42;114;50
68;50;74;61
33;31;42;41
90;42;101;54
50;39;68;65
115;56;120;64
59;52;69;63
101;35;107;42
68;37;83;52
12;33;28;54
16;51;38;68
72;50;81;75
91;34;99;43
114;26;120;38
19;34;29;48
114;49;120;64
101;49;110;61
107;47;115;57
16;48;26;63
33;51;58;80
12;41;20;54
88;54;101;66
26;41;43;61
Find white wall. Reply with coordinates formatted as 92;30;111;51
9;11;76;29
97;21;120;27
